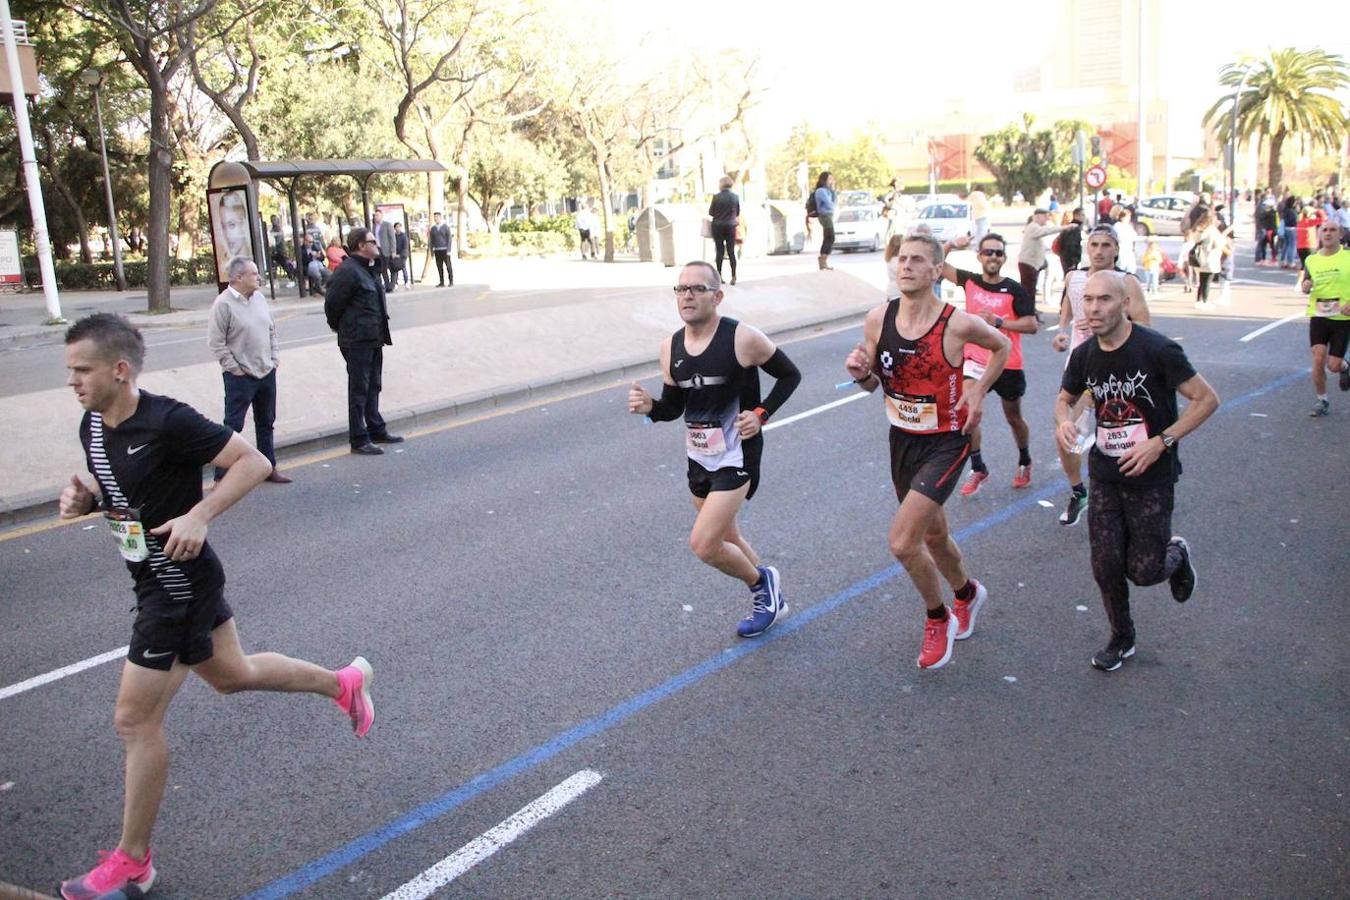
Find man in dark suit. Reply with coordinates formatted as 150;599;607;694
324;227;403;455
429;212;453;287
371;209;396;292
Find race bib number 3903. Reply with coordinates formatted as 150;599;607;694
686;422;728;456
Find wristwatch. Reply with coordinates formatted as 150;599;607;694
1160;432;1177;450
754;406;769;424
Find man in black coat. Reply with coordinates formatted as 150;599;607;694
323;227;403;455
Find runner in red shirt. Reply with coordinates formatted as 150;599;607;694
941;233;1039;495
844;233;1009;670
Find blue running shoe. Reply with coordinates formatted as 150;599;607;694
737;565;787;638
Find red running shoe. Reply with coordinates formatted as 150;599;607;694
959;469;988;497
1012;463;1032;489
952;580;988;640
917;610;958;669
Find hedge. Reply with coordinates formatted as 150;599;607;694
22;256;220;290
460;231;577;258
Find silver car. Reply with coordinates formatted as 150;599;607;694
914;201;973;243
1133;194;1197;236
833;206;885;252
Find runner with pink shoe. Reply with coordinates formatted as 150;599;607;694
56;314;374;900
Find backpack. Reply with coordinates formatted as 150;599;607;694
805;190;818;217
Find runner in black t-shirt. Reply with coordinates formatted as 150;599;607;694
1055;273;1219;673
56;314;376;900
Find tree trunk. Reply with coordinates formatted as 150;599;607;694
1267;128;1287;193
146;89;174;312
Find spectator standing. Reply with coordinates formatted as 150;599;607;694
1255;189;1278;264
1097;193;1114;223
324;228;402;455
1112;207;1139;276
1193;212;1224;309
1141;238;1163;296
429;212;453;286
1055;207;1086;273
813;171;837;271
1278;196;1300;268
968;187;991;243
576;204;598;260
1017;208;1077;299
268;215;296;287
708;175;741;285
206;258;291;484
880;178;903;242
372;209;396;291
391;222;409;286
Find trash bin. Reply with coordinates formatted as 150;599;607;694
767;201;806;254
635;204;706;267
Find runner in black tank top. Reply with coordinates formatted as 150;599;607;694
844;234;1010;671
629;262;801;638
57;314;377;900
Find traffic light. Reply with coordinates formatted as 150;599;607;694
1090;135;1102;158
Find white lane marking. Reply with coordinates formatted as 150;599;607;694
763;390;870;431
1239;313;1301;343
7;389;871;702
380;769;603;900
0;646;127;702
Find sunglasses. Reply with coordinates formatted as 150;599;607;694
979;248;1005;257
673;285;716;295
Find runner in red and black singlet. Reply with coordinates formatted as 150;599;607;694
940;232;1039;496
844;233;1010;671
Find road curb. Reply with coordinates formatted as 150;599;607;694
0;305;870;529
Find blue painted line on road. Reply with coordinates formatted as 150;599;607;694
245;368;1304;899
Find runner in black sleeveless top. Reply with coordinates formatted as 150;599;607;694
629;261;801;637
56;314;376;900
845;234;1010;670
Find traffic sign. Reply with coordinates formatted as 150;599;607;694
1085;165;1107;190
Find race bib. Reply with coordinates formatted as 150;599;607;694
1314;298;1341;317
962;359;986;381
105;508;149;562
885;394;939;432
686;422;727;456
1097;421;1148;458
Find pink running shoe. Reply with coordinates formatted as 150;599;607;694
952;580;988;640
959;469;988;497
917;610;958;669
335;656;375;737
61;848;156;899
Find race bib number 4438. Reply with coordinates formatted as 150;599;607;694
885;394;939;432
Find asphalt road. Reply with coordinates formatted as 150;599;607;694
2;289;1347;898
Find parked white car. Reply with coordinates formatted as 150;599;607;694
833;206;885;252
914;201;973;243
1133;193;1197;236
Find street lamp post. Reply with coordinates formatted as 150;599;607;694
1227;63;1255;211
79;67;127;292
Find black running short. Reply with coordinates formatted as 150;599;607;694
687;436;762;500
128;579;233;671
1308;316;1350;357
889;429;970;505
989;368;1027;401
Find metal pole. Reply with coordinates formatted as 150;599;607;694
1228;66;1253;209
1135;0;1147;202
2;2;61;322
90;82;127;291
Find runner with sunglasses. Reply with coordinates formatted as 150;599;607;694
628;261;801;637
941;233;1039;495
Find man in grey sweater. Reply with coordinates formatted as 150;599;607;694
207;258;291;483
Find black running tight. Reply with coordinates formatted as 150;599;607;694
1197;271;1213;303
1087;479;1183;639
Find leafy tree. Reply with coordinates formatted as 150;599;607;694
1203;48;1349;192
467;130;565;227
829;132;892;195
974;114;1058;204
766;122;831;200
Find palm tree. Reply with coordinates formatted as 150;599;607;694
1203;49;1349;191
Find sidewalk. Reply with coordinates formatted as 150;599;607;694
0;260;882;524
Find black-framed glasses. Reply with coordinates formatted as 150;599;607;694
979;248;1005;257
673;285;715;295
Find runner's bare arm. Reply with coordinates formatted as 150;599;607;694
844;304;887;391
1124;276;1151;326
940;236;972;282
1053;286;1072;351
949;311;1009;435
1053;388;1082;455
1117;374;1220;477
150;434;269;562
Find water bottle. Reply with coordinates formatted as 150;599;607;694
1072;408;1095;454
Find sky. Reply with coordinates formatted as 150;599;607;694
603;0;1349;141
